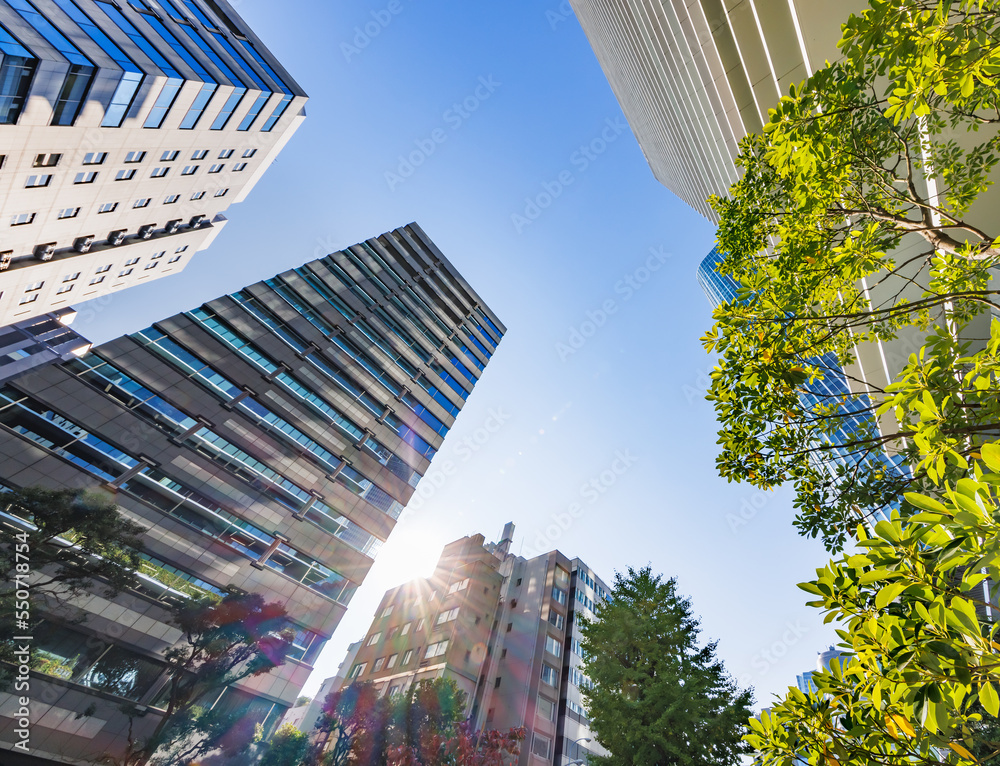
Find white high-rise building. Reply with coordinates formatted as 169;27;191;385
568;0;864;220
0;0;307;325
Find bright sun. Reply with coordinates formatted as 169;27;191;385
370;523;447;588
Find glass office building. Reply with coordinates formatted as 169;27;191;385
698;247;905;527
0;0;307;325
0;223;505;765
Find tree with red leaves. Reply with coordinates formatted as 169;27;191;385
105;592;294;766
385;721;525;766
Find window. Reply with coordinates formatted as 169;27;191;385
366;632;381;646
555;567;570;585
181;165;199;175
373;657;385;672
150;167;169;178
494;677;501;688
24;282;44;292
151;251;166;259
192;149;208;160
11;213;35;226
144;262;158;270
175;246;188;253
401;649;413;666
25;174;52;188
98;202;118;214
449;578;470;594
381;605;394;618
124;151;146;163
388;685;400;697
115;169;136;181
436;608;459;625
552;586;567;605
95;264;111;274
122;257;139;267
18;294;38;306
118;268;133;277
168;255;182;264
164;194;180;204
56;284;73;295
540;664;558;686
63;273;80;282
83;152;106;165
544;635;562;658
425;640;448;659
535;695;556;721
161;150;180;161
416;619;425;632
133;198;152;209
74;171;98;184
531;733;551;759
218;149;234;159
386;653;398;669
57;207;80;219
506;622;512;632
214;188;228;197
190;191;205;200
348;662;366;679
242;148;257;158
400;622;411;636
208;163;224;173
233;161;247;171
33;153;60;167
547;611;564;630
516;578;522;587
89;276;105;286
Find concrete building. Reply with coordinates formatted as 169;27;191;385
0;0;307;325
0;307;91;382
336;526;611;766
0;223;505;764
567;0;865;220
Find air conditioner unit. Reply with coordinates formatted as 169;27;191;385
0;251;12;271
164;219;182;234
188;214;206;228
73;235;94;253
137;224;155;239
33;242;56;261
107;230;126;246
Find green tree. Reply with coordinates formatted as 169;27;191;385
579;567;753;766
108;592;294;766
749;441;1000;766
0;487;146;679
702;0;1000;551
261;724;311;766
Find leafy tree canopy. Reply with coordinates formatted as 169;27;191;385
579;566;753;766
702;0;1000;551
750;441;1000;766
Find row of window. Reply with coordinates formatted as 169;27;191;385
0;385;359;604
21;147;254;175
15;252;184;305
11;191;226;227
0;0;292;131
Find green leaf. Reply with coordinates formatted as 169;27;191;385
981;682;1000;717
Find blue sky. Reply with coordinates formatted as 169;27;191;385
78;0;837;709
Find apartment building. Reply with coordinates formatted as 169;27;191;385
0;0;307;325
336;526;611;766
0;223;505;764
